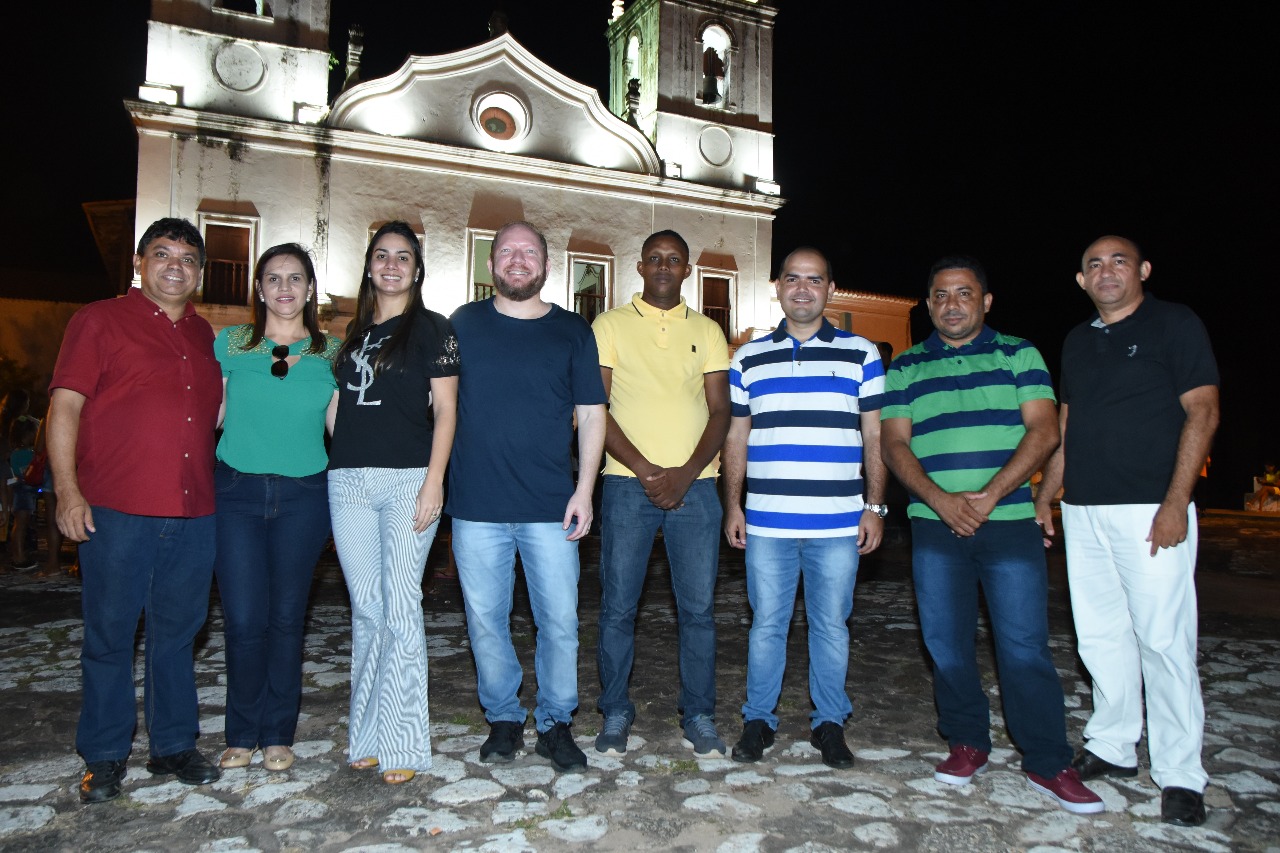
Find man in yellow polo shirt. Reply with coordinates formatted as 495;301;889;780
592;230;731;757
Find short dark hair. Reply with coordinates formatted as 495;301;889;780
927;255;988;296
491;221;549;261
641;229;689;260
778;246;833;282
136;218;205;267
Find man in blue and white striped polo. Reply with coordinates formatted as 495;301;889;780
722;246;887;769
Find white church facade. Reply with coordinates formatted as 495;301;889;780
127;0;794;343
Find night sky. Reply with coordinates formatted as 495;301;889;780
2;1;1271;504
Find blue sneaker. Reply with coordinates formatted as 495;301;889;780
595;712;632;756
681;714;726;757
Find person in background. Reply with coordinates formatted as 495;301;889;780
32;416;65;578
7;414;39;570
0;388;32;560
213;243;341;773
328;221;460;785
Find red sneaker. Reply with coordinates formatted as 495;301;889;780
1026;767;1104;814
934;745;989;785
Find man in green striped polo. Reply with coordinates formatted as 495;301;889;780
881;256;1102;814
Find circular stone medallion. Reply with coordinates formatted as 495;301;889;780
213;42;267;93
698;126;733;167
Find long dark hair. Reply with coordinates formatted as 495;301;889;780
241;243;327;353
334;221;426;376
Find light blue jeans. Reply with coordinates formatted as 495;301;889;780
742;534;859;729
453;520;581;733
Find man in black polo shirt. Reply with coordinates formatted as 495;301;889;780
1036;236;1219;827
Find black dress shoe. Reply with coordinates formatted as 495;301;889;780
79;760;126;804
731;719;775;763
146;748;221;785
810;721;854;769
1162;786;1206;826
1071;749;1138;781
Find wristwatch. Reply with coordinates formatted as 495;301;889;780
864;503;889;518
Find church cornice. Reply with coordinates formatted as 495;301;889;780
326;33;662;175
126;100;784;218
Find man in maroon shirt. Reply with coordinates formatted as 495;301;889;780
48;218;224;803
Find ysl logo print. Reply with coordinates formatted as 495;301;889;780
348;331;384;406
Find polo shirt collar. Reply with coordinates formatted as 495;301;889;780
923;324;995;352
1090;290;1154;329
630;293;689;318
126;285;198;322
772;317;837;343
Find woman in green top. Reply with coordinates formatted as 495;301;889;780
213;243;340;773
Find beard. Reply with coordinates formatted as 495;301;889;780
493;268;546;302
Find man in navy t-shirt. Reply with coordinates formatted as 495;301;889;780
447;220;607;772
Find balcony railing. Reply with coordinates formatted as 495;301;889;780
702;305;731;341
203;260;250;305
575;291;605;325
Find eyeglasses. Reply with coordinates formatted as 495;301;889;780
271;344;290;379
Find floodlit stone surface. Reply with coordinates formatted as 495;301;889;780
0;515;1277;850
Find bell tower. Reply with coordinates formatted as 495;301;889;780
137;0;331;124
607;0;778;195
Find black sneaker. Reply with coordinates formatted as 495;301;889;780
731;719;775;763
536;722;587;771
79;760;126;804
810;721;854;769
479;721;524;764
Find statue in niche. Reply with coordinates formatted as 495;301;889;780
625;78;641;127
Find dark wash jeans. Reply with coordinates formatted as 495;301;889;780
214;462;330;748
910;517;1073;778
76;507;216;762
596;475;722;721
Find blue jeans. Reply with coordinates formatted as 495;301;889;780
453;520;580;733
743;535;859;729
76;507;216;762
911;517;1072;779
214;463;330;749
597;476;722;720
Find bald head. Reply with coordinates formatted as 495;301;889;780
1081;235;1144;272
778;247;832;282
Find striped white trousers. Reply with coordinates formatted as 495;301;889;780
329;466;439;771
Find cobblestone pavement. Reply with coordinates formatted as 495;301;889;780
1;514;1277;852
